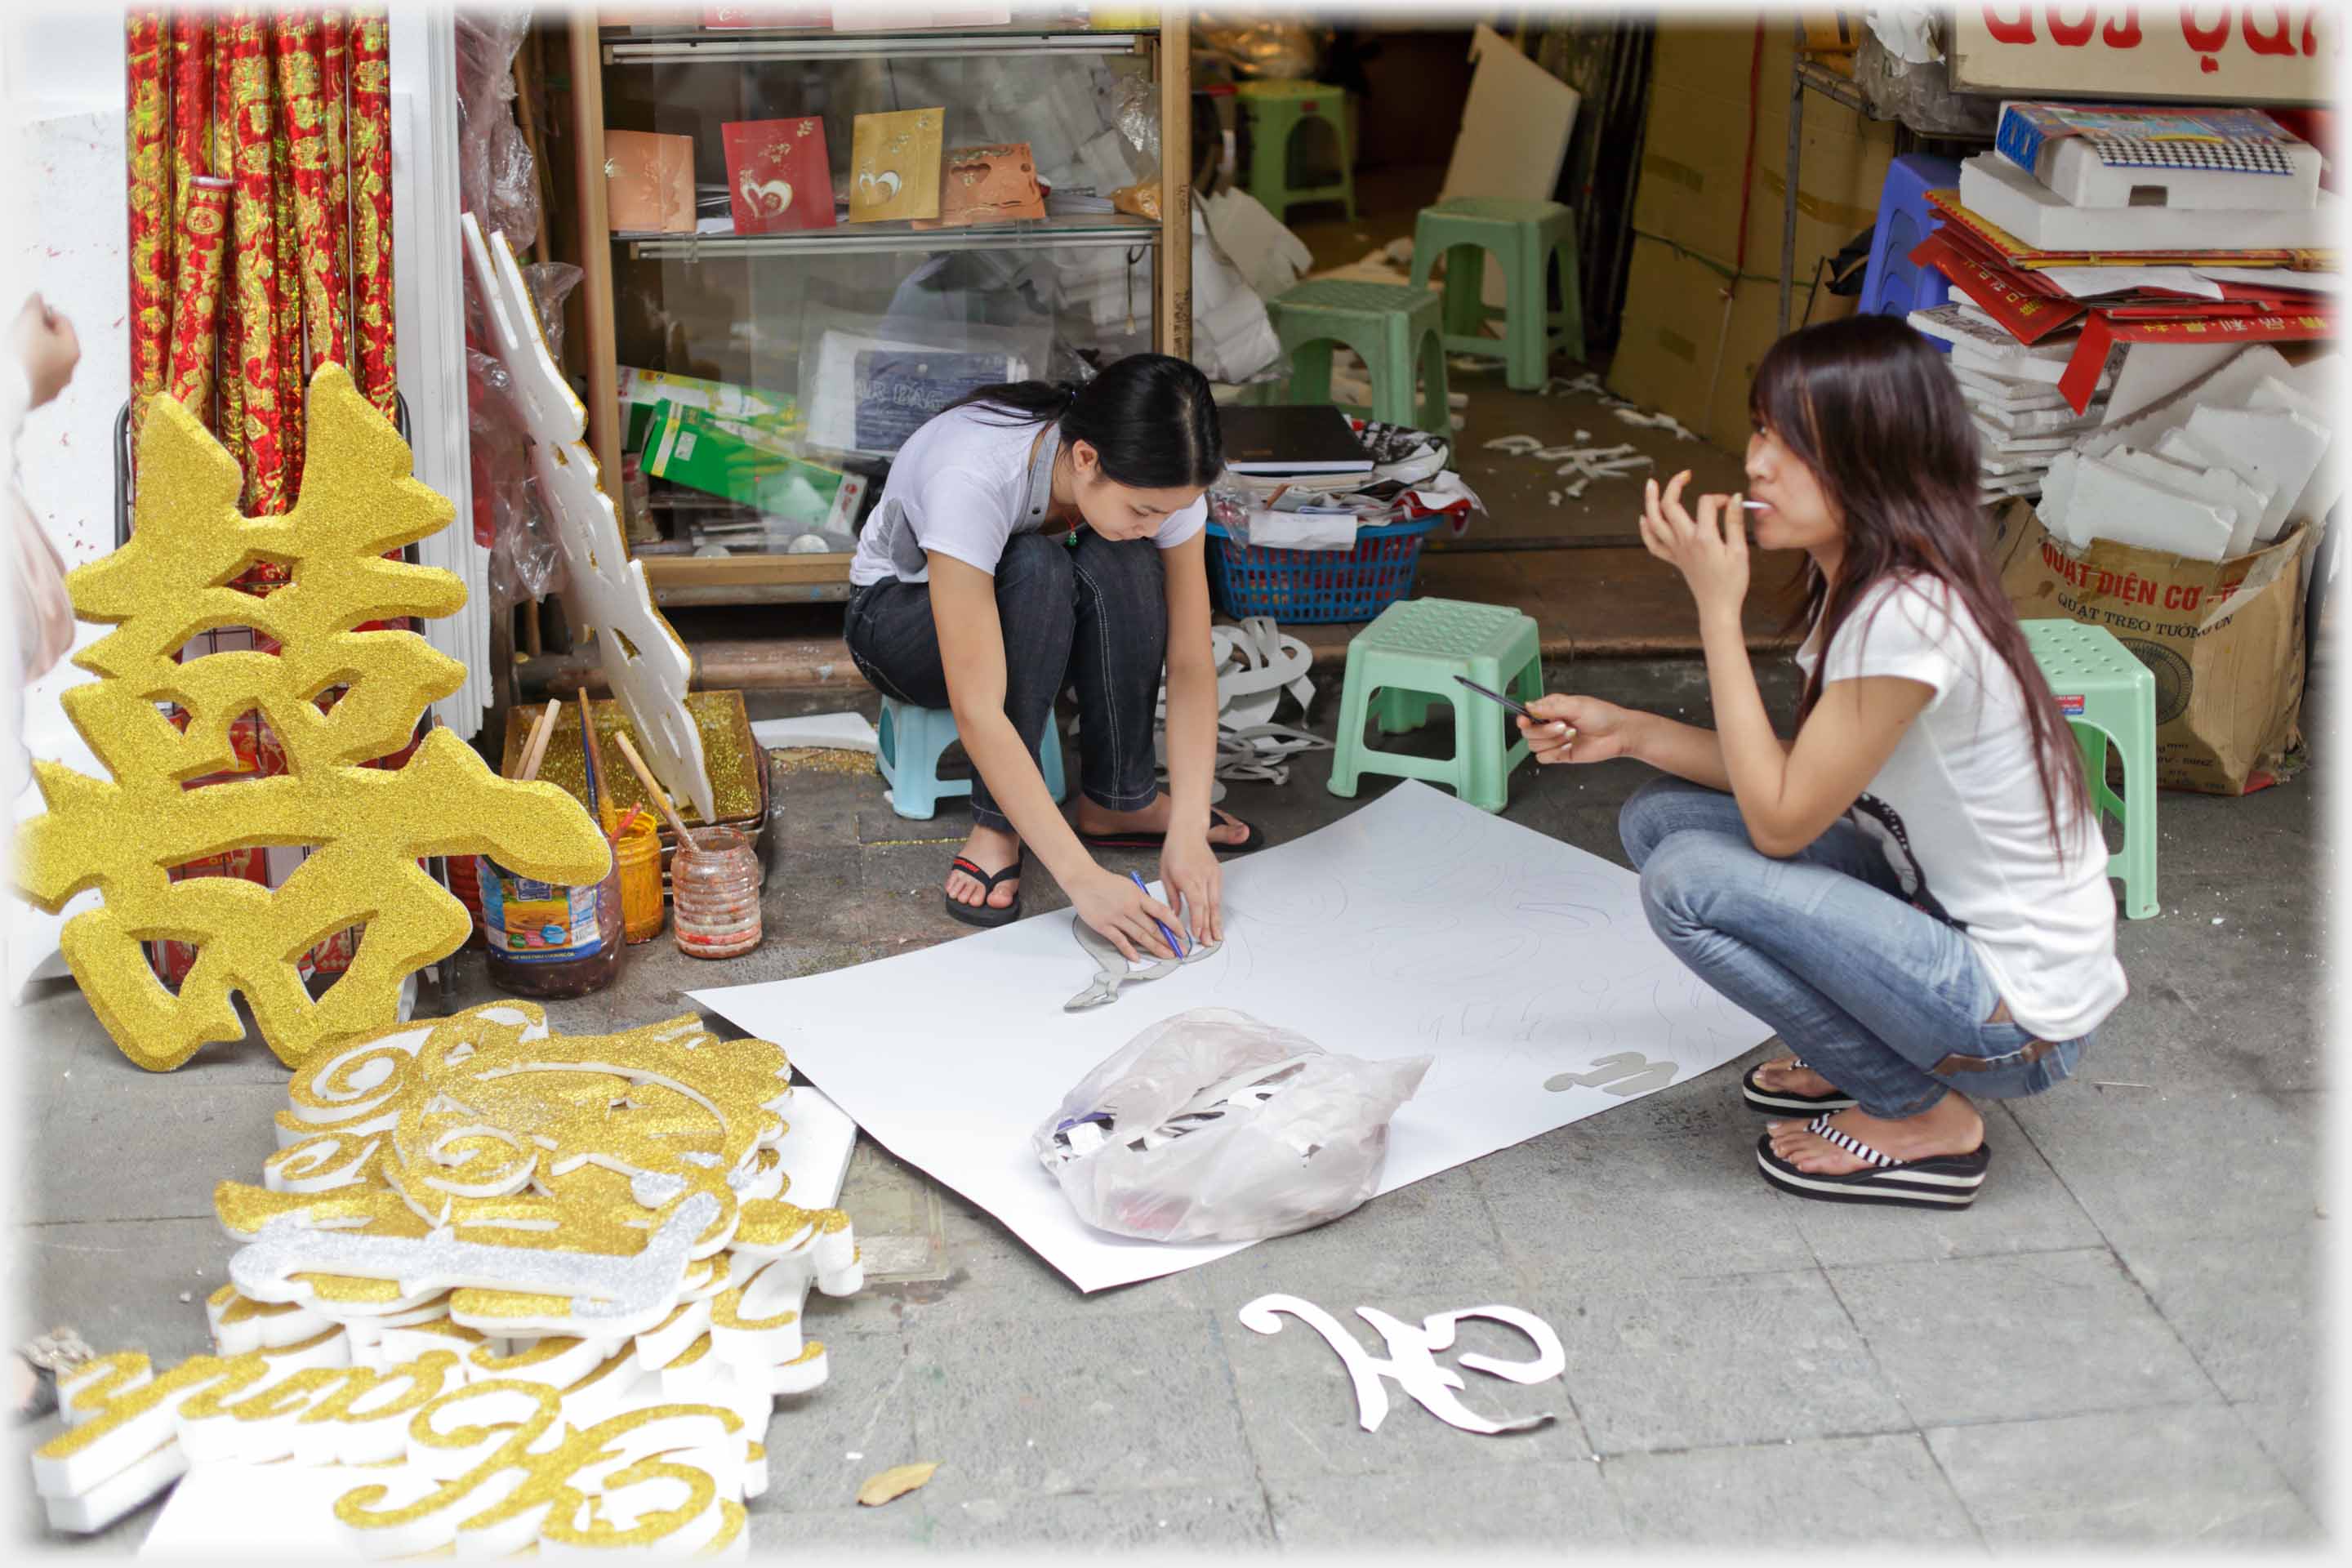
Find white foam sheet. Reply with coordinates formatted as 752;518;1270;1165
691;783;1771;1293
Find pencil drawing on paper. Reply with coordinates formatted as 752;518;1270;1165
690;782;1776;1294
1065;915;1223;1012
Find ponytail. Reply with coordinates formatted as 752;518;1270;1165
942;353;1222;490
942;379;1078;424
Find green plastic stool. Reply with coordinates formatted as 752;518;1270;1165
2023;618;2159;919
1328;598;1544;813
1409;198;1588;390
1267;278;1450;434
1236;79;1356;223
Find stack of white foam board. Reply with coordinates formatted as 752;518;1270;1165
1910;303;2111;503
2035;349;2339;561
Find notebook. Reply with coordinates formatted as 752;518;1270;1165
1220;404;1373;476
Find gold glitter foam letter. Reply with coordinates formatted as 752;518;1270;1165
12;369;610;1071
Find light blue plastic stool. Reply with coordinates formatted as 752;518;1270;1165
877;697;1067;821
1864;153;1962;346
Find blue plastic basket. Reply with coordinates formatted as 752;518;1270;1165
1202;515;1438;625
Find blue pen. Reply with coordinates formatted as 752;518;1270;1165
1129;871;1185;957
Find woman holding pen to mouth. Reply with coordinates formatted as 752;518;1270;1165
1516;316;2124;1210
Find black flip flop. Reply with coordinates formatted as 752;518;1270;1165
1756;1115;1991;1210
943;855;1023;929
1076;806;1269;857
1741;1057;1859;1115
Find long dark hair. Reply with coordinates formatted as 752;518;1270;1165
1752;314;2089;861
943;352;1223;490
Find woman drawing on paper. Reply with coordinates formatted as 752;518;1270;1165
1521;316;2124;1209
844;353;1262;949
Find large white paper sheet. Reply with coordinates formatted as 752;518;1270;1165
693;783;1771;1294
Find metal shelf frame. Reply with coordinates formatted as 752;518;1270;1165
1779;39;1878;337
622;212;1162;261
604;29;1151;65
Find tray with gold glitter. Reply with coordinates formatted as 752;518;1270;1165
500;689;770;886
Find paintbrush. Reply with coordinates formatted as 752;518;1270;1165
516;699;561;782
610;729;696;847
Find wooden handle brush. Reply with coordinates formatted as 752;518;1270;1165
609;729;695;846
516;699;562;782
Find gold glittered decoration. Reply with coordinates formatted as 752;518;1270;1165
590;692;765;826
219;1000;859;1336
768;745;879;778
11;369;609;1071
330;1380;749;1556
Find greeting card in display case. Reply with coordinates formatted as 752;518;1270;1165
722;118;835;234
848;108;943;223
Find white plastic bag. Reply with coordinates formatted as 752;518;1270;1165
1032;1008;1432;1244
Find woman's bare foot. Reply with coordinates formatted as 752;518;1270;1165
1072;791;1250;845
1766;1092;1986;1175
945;824;1022;912
1753;1055;1842;1099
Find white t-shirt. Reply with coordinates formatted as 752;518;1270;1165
1795;575;2127;1043
848;403;1209;587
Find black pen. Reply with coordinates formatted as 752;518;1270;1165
1453;675;1538;722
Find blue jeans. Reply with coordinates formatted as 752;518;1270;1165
1623;777;2087;1120
844;531;1165;834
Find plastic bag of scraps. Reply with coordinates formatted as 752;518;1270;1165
1033;1007;1431;1244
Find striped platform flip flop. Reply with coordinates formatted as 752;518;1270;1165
1756;1114;1991;1209
1740;1057;1859;1115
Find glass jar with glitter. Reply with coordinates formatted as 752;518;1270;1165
671;827;762;960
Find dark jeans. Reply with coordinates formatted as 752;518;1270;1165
844;531;1166;834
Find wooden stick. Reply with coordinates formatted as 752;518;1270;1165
610;729;694;845
517;698;561;782
517;700;557;780
507;699;548;780
577;688;600;822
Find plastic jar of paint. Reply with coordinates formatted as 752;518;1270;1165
475;844;624;998
671;827;761;960
612;815;665;944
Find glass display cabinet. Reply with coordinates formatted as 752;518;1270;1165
562;8;1192;608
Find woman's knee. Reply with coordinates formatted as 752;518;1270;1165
1072;536;1166;618
1619;776;1712;869
994;534;1077;624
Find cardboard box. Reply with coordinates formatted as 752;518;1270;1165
1615;24;1895;443
1991;500;2310;795
1637;78;1893;275
1798;11;1861;54
641;399;866;531
618;367;801;454
1957;152;2339;254
1610;234;1860;445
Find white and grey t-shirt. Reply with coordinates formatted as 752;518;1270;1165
848;403;1209;588
1796;574;2127;1043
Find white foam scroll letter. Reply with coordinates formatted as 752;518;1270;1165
1237;1294;1566;1436
458;211;716;824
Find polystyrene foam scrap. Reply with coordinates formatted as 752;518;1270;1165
1613;408;1699;440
